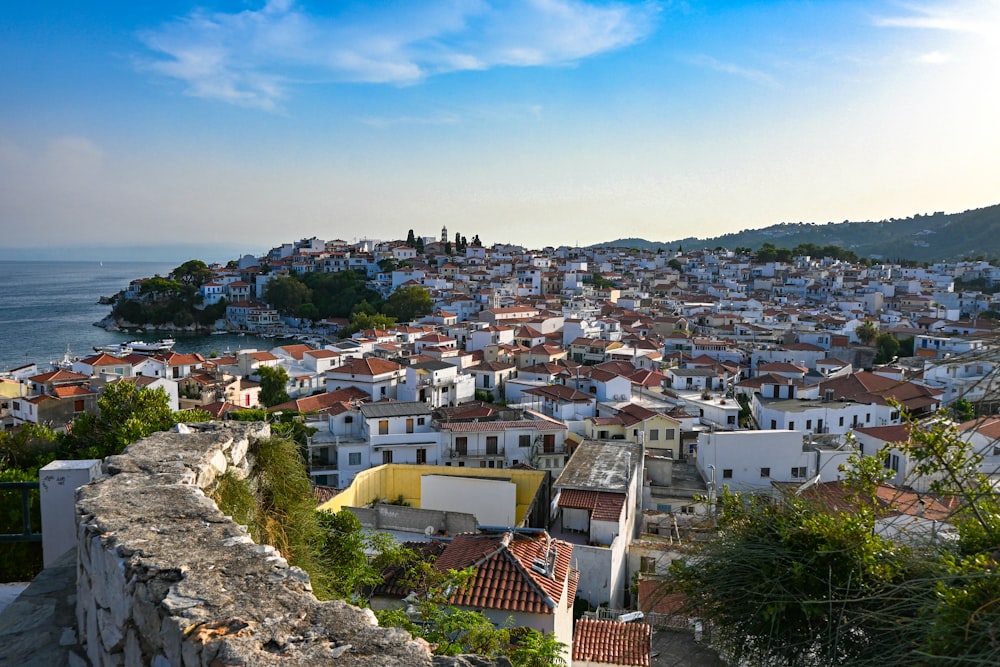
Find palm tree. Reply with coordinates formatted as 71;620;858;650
856;319;878;346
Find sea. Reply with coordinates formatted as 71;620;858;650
0;261;284;372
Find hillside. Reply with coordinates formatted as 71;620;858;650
594;203;1000;262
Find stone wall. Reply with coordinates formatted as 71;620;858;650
75;421;506;666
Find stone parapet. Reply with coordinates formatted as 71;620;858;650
75;421;506;666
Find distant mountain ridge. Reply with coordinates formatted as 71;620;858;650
593;203;1000;262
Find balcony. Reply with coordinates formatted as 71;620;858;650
309;459;338;472
369;433;440;448
446;446;506;459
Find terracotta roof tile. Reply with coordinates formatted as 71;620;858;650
434;531;574;615
557;489;626;522
52;385;95;398
573;618;650;667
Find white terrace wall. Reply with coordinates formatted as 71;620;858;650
74;421;505;667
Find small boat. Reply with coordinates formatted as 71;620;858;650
93;343;133;355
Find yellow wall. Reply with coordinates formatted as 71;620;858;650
318;463;547;526
0;379;23;399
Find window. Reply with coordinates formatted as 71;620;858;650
74;399;85;412
788;421;795;430
770;420;777;429
640;556;656;573
791;466;807;478
681;505;695;515
760;467;771;478
380;386;387;396
598;430;609;439
348;452;361;466
839;416;845;426
806;420;812;430
664;428;676;440
722;469;733;479
379;419;389;435
486;436;499;455
866;413;871;423
344;415;353;424
543;434;555;453
519;434;531;448
649;429;659;441
406;418;414;433
416;448;427;464
483;376;491;388
480;461;487;468
382;450;393;464
417;417;425;426
456;437;468;455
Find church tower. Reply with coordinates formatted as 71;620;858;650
441;225;448;243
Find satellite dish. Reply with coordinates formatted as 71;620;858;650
424;526;435;536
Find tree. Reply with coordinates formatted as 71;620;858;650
665;414;1000;667
667;479;914;667
0;423;59;473
856;319;878;346
314;509;414;603
950;397;975;422
667;258;683;272
257;365;290;407
381;285;433;322
62;382;177;459
340;311;396;337
873;332;900;364
406;229;416;246
171;259;214;287
263;274;311;316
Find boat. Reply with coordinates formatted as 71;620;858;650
93;338;175;356
93;343;133;355
125;338;176;353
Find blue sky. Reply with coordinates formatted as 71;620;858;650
2;0;999;259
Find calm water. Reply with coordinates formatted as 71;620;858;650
0;261;282;371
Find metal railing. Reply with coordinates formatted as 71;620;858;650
0;481;42;543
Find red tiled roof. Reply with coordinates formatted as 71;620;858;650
276;344;314;360
332;357;404;377
557;489;626;522
52;385;95;398
78;353;128;366
28;369;88;383
435;531;574;615
269;387;369;413
573;618;650;667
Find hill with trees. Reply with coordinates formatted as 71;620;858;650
595;203;1000;263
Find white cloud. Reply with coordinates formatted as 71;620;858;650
685;54;778;87
137;0;660;109
872;2;992;34
916;50;953;64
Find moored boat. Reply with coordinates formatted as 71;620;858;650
125;338;176;352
